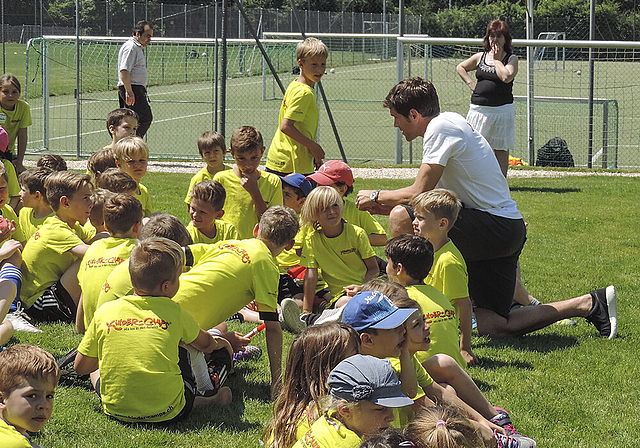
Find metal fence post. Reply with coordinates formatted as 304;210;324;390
395;7;404;164
184;4;187;38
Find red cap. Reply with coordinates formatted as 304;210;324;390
0;126;8;153
307;160;353;187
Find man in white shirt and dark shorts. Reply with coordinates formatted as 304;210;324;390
355;77;617;339
118;21;153;137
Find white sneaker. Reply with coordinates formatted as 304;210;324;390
280;298;306;334
314;307;344;325
6;307;42;333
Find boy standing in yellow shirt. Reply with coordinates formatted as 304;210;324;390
184;131;231;206
214;126;282;239
266;38;327;176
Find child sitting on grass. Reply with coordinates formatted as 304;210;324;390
281;186;378;332
87;148;117;182
293;354;414;448
185;130;230;206
95;167;137;194
75;237;233;424
213;126;283;240
0;344;60;446
113;136;152;217
86;189;112;237
76;193;142;333
187;180;238;244
20;171;95;322
263;322;360;448
104;108;138;150
36;154;67;172
18;167;54;243
405;406;486;448
0;165;25;245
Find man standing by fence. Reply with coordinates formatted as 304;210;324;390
118;21;153;138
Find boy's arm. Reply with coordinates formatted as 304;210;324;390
455;296;479;367
302;267;319;314
280;118;325;167
397;347;418;399
69;243;91;258
75;352;99;375
15;127;28;172
264;319;283;398
363;256;379;283
188;329;233;357
367;233;388;247
75;294;85;334
239;171;268;220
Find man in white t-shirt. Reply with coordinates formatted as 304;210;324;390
355;77;617;339
117;21;153;137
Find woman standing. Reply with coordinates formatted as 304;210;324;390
457;19;518;177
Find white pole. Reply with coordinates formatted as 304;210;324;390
526;0;535;164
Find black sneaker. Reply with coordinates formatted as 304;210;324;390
57;347;79;369
586;285;617;339
226;312;244;324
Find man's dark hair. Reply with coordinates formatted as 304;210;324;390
384;234;434;281
383;77;440;119
133;20;153;36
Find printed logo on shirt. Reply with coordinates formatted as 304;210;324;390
340;247;356;255
102;281;111;293
217;242;251;263
424;309;456;323
0;113;5;122
33;231;40;240
105;317;170;334
87;256;126;269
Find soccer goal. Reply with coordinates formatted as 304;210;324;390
534;32;566;71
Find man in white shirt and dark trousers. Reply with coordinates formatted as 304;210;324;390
118;21;153;137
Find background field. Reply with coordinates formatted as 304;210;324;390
9;38;640;168
7;171;640;448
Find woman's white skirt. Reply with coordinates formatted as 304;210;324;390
466;103;515;151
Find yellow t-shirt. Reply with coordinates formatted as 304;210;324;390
389;355;434;427
426;240;469;320
78;236;137;329
78;294;200;423
0;418;32;448
275;220;307;271
135;183;153;217
267;80;319;175
83;219;98;240
0;204;24;243
213;169;283;240
408;284;465;368
2;159;20;198
300;222;376;300
293;415;362;448
342;198;386;237
184;165;231;205
20;217;92;307
1;99;32;154
186;219;238;245
18;207;54;243
172;238;280;330
96;259;133;310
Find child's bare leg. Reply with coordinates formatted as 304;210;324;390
89;369;100;388
0;278;17;344
194;386;232;407
513;261;538;306
0;319;13;345
60;260;83;305
423;354;498;420
333;295;350;308
238;307;262;323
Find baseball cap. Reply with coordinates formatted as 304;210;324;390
307;160;354;187
0;126;8;153
328;354;414;408
280;173;313;197
341;290;417;332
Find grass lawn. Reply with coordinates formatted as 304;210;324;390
6;171;638;447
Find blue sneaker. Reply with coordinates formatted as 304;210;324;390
233;345;262;363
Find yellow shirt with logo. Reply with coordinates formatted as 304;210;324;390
1;99;32;154
389;355;434;427
172;238;280;330
186;219;238;245
0;418;32;448
78;294;200;423
426;239;469;320
300;222;375;301
293;414;362;448
213;169;283;240
20;217;92;307
78;236;137;329
135;183;152;217
184;165;231;205
96;259;133;310
18;207;54;243
407;284;465;368
267;80;318;175
1;203;24;243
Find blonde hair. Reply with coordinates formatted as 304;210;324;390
406;406;484;448
301;186;344;230
257;205;299;247
297;37;328;61
0;345;60;394
113;136;149;163
129;237;184;292
410;189;462;230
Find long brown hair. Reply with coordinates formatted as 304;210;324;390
263;323;360;448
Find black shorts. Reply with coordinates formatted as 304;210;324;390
24;281;76;322
94;347;196;425
448;207;526;318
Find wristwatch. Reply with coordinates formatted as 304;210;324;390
370;189;382;204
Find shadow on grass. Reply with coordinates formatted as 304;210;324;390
473;357;533;371
474;333;579;353
509;186;581;194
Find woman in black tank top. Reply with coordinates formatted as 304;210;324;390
456;19;518;178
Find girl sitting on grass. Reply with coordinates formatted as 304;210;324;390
263;323;360;448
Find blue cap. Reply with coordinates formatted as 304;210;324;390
280;173;313;197
341;290;417;332
328;354;414;408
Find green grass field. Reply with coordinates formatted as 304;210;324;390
6;38;639;169
6;171;640;448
